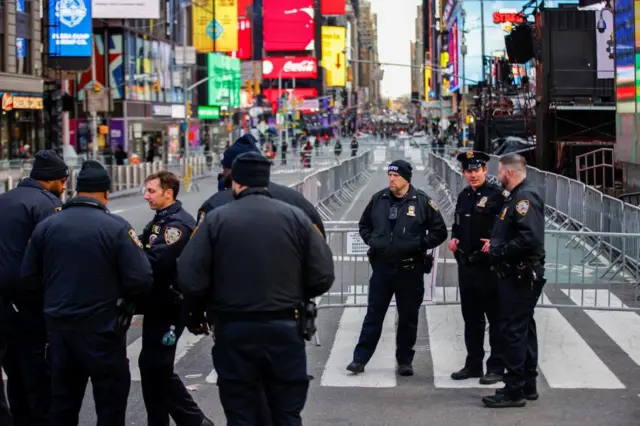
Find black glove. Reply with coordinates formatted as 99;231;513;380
186;311;210;336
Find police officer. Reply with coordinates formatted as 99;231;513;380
480;153;545;408
449;151;505;384
347;160;448;376
197;137;326;237
216;134;260;192
0;150;68;426
20;160;153;425
350;137;359;156
139;170;213;426
177;152;335;426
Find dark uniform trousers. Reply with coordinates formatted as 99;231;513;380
212;319;309;426
498;275;543;394
354;264;424;366
2;303;50;426
458;263;502;373
47;329;130;426
139;308;204;426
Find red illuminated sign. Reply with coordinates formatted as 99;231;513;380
493;12;525;24
262;57;318;79
238;0;253;16
227;18;252;60
263;88;318;113
263;0;314;51
321;0;345;15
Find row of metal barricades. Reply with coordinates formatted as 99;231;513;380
1;154;215;197
421;148;640;311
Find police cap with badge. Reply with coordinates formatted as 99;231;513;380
456;150;491;171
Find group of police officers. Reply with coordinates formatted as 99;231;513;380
0;134;545;426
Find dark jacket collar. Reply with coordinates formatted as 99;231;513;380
236;187;272;200
17;177;45;191
155;200;182;218
63;196;109;212
382;184;417;200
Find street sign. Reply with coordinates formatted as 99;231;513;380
85;90;109;113
174;46;197;66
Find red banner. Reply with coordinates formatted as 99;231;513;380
263;88;318;113
238;0;253;16
321;0;345;15
262;57;318;79
227;18;252;60
263;0;314;51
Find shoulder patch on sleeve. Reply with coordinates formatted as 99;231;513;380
515;200;530;216
501;189;511;198
128;228;144;249
428;199;439;212
164;226;183;245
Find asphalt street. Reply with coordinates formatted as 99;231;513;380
67;141;640;425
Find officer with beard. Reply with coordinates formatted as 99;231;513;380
480;154;546;408
0;150;68;426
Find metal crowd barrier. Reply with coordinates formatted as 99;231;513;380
1;155;215;199
321;222;640;312
423;148;640;290
290;150;373;218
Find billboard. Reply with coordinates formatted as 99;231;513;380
321;26;346;87
227;18;252;59
92;0;159;18
193;0;238;53
48;0;93;58
262;57;318;79
321;0;345;15
615;0;635;113
262;88;318;113
207;53;242;107
449;19;460;90
263;0;314;51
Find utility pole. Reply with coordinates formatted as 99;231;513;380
480;0;490;150
182;4;190;160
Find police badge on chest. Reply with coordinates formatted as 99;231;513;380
407;205;416;217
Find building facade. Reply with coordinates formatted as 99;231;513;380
0;1;45;160
357;0;381;107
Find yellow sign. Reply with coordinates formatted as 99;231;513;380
424;67;432;101
1;93;43;111
321;26;346;87
193;0;238;53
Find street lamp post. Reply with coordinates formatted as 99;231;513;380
181;3;190;160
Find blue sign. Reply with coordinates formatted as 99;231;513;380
48;0;92;57
206;20;224;41
16;0;25;58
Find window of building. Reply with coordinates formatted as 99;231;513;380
16;0;31;75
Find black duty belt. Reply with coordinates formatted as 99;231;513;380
215;310;297;322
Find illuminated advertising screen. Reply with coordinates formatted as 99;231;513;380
449;20;460;90
321;0;345;15
207;53;242;107
263;0;314;51
262;57;318;79
615;0;635;113
262;88;318;113
48;0;93;57
193;0;238;53
227;18;252;59
321;26;347;87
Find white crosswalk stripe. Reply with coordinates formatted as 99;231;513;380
4;289;638;393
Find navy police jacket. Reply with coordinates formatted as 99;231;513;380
140;200;195;310
359;185;448;262
490;179;546;265
21;196;153;332
197;181;326;237
0;178;62;297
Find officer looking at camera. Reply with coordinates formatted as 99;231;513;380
20;161;153;425
449;151;506;385
480;153;546;409
0;149;68;426
347;159;448;377
178;152;335;426
138;170;213;426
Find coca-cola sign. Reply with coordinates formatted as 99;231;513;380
262;57;318;79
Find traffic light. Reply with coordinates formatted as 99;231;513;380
245;79;253;94
606;37;614;60
187;101;193;118
253;79;260;95
153;80;161;93
330;98;335;108
44;82;63;151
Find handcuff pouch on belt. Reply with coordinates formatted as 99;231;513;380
455;249;488;267
368;249;433;273
296;300;318;341
115;298;136;333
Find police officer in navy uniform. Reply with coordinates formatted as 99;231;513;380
178;152;335;426
480;154;545;408
449;151;506;384
139;170;214;426
20;161;153;425
0;150;68;426
347;160;448;376
198;136;325;237
216;134;260;192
